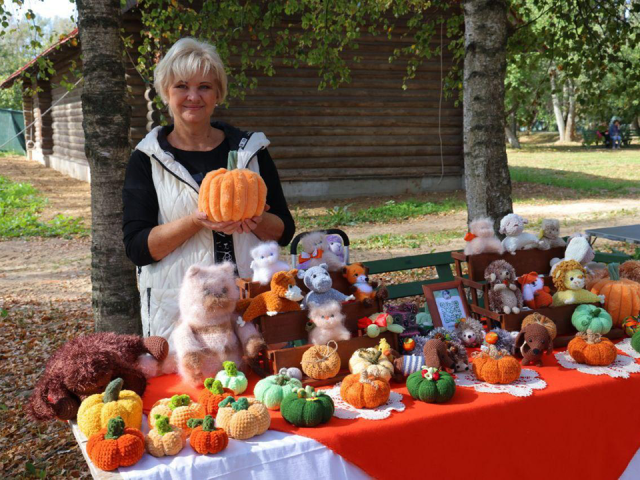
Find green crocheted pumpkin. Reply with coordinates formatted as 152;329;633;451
280;386;334;428
406;367;456;404
571;304;613;334
632;330;640;354
254;373;303;410
214;361;248;395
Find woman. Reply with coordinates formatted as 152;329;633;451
122;37;295;343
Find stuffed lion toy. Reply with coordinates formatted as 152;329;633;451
551;260;605;306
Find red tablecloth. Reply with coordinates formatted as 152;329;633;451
143;347;640;480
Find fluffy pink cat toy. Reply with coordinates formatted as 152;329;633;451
464;217;505;255
307;301;352;345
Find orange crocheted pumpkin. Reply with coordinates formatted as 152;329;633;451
567;330;617;366
197;379;234;416
198;168;267;222
472;346;521;384
340;371;390;409
590;264;640;328
86;416;144;471
187;415;229;454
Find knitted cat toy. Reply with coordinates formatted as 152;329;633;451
551;260;605;307
517;272;553;309
307;301;352;345
250;241;289;285
239;269;304;322
464;217;504;256
300;264;355;308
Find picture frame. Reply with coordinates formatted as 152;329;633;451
422;280;471;331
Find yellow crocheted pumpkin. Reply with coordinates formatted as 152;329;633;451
198;168;267;222
77;378;143;438
215;397;271;440
148;394;204;436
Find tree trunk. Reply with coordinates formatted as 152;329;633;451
549;68;566;142
564;78;577;142
76;0;141;334
505;111;521;148
463;0;513;230
632;116;640;136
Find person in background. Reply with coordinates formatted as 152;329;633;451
609;120;622;149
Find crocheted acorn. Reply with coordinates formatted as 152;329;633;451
301;343;341;380
472;345;521;384
86;416;144;471
571;305;613;334
406;367;456;404
77;378;143;438
280;386;334;428
340;370;390;409
214;361;248;395
254;372;303;410
145;414;186;457
148;394;204;436
632;330;640;354
215;397;271;440
567;330;617;366
186;415;229;455
198;379;234;417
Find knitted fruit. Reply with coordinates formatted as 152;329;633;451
148;394;204;436
472;345;521;384
198;168;267;223
348;348;394;382
214;361;248;395
186;415;229;454
280;386;334;428
485;332;499;345
403;338;416;352
215;397;271;440
521;312;558;340
197;379;234;416
77;378;143;438
590;263;640;328
406;367;456;404
571;304;613;334
567;330;617;366
86;417;144;471
301;345;341;380
340;371;391;409
632;330;640;353
254;372;303;410
622;317;640;337
145;414;186;457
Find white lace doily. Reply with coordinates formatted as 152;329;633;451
455;368;546;397
555;351;640;378
616;338;640;359
322;383;405;420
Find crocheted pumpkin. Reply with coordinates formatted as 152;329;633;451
406;367;456;403
254;372;303;410
521;312;557;340
280;386;334;428
148;395;204;436
145;414;186;457
348;348;394;382
590;263;640;327
214;361;248;395
187;415;229;454
198;379;234;416
472;346;521;384
301;344;341;380
198;168;267;223
632;330;640;353
571;305;613;334
77;378;143;438
340;371;391;409
87;417;144;471
567;330;617;366
215;397;271;440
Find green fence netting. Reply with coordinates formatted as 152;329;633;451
0;108;26;154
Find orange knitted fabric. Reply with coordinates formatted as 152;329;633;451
87;417;144;471
239;270;301;322
148;395;204;436
215;398;270;440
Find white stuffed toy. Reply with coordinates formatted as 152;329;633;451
250;241;290;285
550;234;596;275
499;213;544;254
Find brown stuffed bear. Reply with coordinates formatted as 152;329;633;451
515;323;553;367
26;332;168;422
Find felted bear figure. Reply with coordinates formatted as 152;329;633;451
299;264;355;308
173;262;267;388
485;260;524;314
26;332;169;422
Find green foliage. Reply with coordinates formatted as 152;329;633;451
352;230;463;250
0;176;88;239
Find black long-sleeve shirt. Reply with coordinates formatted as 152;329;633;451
122;122;295;267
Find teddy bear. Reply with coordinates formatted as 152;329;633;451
484;260;524;314
239;269;304;322
173;262;268;387
307;301;352;345
538;219;566;250
250;241;290;285
551;259;605;307
499;213;545;254
342;262;382;305
515;323;553;366
517;271;553;309
299;264;355;307
325;234;346;264
454;318;485;348
297;231;343;271
26;333;169;422
464;217;505;256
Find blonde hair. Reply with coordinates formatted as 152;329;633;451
154;37;228;106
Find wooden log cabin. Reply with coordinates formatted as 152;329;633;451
1;6;463;200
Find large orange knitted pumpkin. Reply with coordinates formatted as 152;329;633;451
198;168;267;222
590;264;640;328
87;416;145;471
472;346;521;384
567;330;617;366
340;371;390;409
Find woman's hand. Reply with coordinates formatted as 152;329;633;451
192;211;241;235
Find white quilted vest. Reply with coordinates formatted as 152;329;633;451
134;126;268;345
